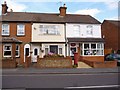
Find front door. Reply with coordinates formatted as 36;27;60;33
32;48;39;62
50;45;58;54
24;44;30;62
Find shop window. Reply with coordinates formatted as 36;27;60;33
81;43;104;56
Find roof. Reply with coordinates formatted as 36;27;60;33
67;38;105;43
1;37;22;43
104;20;120;27
1;12;101;24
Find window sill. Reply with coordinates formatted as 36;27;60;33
39;34;61;36
2;35;10;37
17;35;25;37
81;55;104;56
16;56;20;58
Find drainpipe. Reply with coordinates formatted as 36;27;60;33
64;23;67;57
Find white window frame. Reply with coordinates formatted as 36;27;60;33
2;24;9;36
3;44;12;57
86;25;93;36
17;24;25;36
39;25;60;35
73;25;80;37
44;45;49;55
16;45;20;57
81;43;104;56
58;45;63;55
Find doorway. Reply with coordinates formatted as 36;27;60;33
24;44;30;62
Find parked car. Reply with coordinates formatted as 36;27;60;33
105;53;120;66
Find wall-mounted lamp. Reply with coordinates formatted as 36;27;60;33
34;27;36;30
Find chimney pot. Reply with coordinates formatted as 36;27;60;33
59;4;67;17
4;1;6;4
63;4;66;7
10;9;13;12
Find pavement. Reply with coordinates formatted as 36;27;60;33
77;62;92;68
1;67;119;74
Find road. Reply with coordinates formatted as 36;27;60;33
1;71;119;89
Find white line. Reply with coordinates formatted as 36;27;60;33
65;85;119;89
1;72;118;76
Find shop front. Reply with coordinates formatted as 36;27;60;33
67;38;105;62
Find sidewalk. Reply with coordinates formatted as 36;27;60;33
1;67;119;74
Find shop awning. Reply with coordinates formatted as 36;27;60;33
67;38;105;43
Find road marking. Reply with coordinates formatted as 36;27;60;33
64;85;119;89
1;73;119;77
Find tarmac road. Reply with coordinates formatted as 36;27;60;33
1;68;120;89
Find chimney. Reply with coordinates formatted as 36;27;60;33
59;4;67;17
2;1;8;14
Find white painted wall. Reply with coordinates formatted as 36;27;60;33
32;23;65;42
31;44;40;62
66;23;101;38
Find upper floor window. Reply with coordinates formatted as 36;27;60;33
2;24;9;36
86;25;93;36
73;25;80;37
17;24;25;36
39;25;60;35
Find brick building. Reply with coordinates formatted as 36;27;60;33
0;1;32;65
101;20;120;54
0;1;105;66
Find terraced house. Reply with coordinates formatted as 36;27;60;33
1;2;32;65
0;2;105;65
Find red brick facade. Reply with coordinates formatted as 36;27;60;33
1;23;32;64
101;20;120;53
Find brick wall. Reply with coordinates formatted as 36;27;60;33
80;56;104;62
93;60;117;68
1;22;32;64
81;59;117;68
2;59;17;68
37;58;72;68
101;21;119;51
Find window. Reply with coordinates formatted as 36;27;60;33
17;24;25;36
44;45;49;55
86;25;93;36
16;45;20;57
2;24;9;36
39;25;60;35
58;45;63;55
81;43;104;56
3;44;12;57
74;25;80;37
50;45;58;54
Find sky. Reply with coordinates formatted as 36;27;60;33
0;0;119;22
